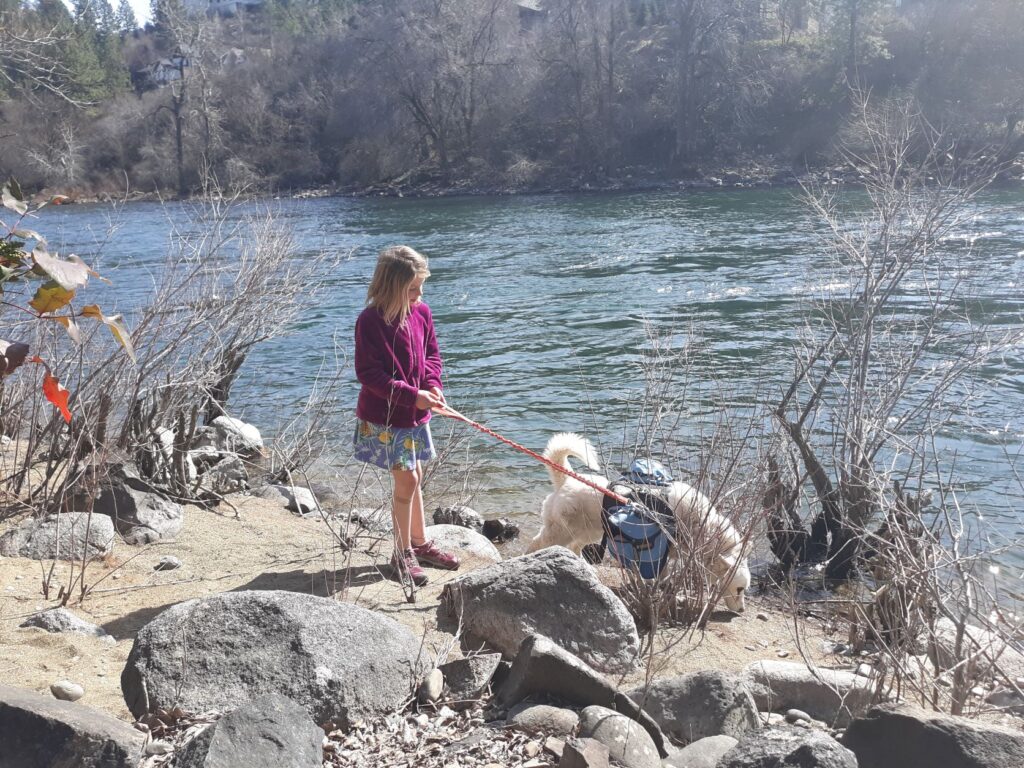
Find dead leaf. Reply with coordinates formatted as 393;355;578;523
80;304;136;362
0;338;29;376
54;316;82;344
29;281;74;314
33;249;90;290
42;370;71;423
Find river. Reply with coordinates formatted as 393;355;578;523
37;187;1024;587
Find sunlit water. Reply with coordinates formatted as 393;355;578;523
37;188;1024;587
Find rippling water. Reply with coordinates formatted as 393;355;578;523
38;188;1024;580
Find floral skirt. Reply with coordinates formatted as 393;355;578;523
353;419;436;471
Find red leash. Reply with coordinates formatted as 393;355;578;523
435;405;630;506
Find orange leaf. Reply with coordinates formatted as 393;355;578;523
80;304;136;362
54;315;82;344
42;371;71;423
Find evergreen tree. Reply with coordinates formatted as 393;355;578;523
115;0;138;32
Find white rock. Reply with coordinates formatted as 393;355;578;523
50;681;84;702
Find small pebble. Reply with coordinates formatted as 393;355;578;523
111;573;121;580
756;612;769;621
145;740;173;755
971;686;986;697
855;663;874;678
744;645;756;651
50;681;84;702
785;709;812;724
777;650;790;658
154;556;181;571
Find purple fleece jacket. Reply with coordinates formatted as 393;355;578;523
354;302;443;428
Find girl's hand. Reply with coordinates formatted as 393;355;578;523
429;386;446;406
415;389;442;410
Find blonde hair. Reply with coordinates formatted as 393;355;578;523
366;245;431;326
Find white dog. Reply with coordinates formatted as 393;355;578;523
526;432;751;612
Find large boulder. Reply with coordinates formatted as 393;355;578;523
625;671;760;744
0;683;144;768
743;660;874;727
579;705;660;768
720;726;857;768
424;524;501;564
841;703;1024;768
440;547;639;674
0;513;114;561
494;634;666;758
121;590;429;727
68;461;183;544
175;693;323;768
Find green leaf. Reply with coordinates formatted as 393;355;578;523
6;178;23;202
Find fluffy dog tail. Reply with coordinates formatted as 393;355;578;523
542;432;600;491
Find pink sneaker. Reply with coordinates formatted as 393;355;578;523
390;549;428;586
412;540;461;570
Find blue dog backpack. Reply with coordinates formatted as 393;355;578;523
603;502;674;579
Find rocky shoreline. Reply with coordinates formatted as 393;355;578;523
47;156;1024;206
3;409;1024;768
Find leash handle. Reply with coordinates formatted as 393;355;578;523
434;405;630;505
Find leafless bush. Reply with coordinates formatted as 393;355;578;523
0;196;345;598
768;94;1024;714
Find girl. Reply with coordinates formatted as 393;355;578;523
353;245;460;586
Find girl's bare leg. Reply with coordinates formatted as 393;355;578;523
391;466;419;552
410;460;427;546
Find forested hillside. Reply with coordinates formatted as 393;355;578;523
1;0;1022;197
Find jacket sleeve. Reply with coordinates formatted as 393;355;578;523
355;313;419;407
423;306;444;391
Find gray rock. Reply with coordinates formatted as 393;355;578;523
351;507;394;534
720;726;857;768
985;687;1024;713
0;513;114;561
579;705;660;768
424;524;501;564
50;681;84;702
175;693;323;768
785;708;812;724
440;547;639;674
19;607;111;641
0;683;144;767
494;635;666;758
841;702;1024;768
481;517;520;542
626;671;759;744
154;555;181;571
121;589;428;727
286;486;320;516
199;455;249;498
561;737;611;768
419;668;444;704
210;416;263;456
508;703;580;736
742;660;874;727
662;734;737;768
433;505;483;530
438;653;502;708
68;461;184;544
931;617;1024;683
